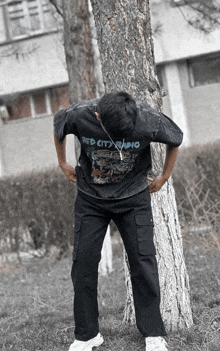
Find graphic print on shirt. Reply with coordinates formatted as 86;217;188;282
91;149;138;184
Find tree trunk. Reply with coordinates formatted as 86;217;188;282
62;0;96;199
62;0;97;104
62;0;113;275
88;0;105;98
98;225;113;276
122;246;136;325
0;117;4;177
90;0;193;331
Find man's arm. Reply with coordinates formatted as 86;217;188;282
148;145;179;193
54;129;77;183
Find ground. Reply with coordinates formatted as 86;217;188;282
0;236;220;351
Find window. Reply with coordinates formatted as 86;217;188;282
50;85;70;113
7;95;31;120
0;0;59;41
8;0;57;38
6;85;69;121
7;89;50;120
30;90;51;116
188;53;220;87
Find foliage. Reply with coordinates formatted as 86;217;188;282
172;0;220;33
173;140;220;248
0;167;77;254
1;140;220;254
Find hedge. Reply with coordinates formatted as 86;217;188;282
0;139;219;254
0;167;77;253
173;139;220;232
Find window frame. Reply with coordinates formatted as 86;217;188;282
30;90;52;118
187;53;220;88
0;0;59;42
6;89;53;122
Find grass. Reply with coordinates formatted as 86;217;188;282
1;236;220;351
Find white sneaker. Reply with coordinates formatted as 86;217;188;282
145;336;168;351
69;333;104;351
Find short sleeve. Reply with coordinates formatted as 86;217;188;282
152;113;183;148
53;108;77;142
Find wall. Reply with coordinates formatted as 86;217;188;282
151;0;220;64
179;60;220;145
1;115;76;176
0;32;68;96
1;0;220;176
150;0;220;146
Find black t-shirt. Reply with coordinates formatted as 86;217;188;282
53;98;183;199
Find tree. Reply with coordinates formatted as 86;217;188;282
50;0;113;272
90;0;193;331
52;0;220;330
61;0;97;103
171;0;220;33
61;0;97;164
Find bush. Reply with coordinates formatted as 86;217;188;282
1;140;220;254
173;140;220;246
173;140;220;202
0;167;77;254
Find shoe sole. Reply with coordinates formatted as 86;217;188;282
92;336;104;349
69;334;104;351
84;335;104;351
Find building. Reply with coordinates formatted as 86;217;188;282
0;0;220;176
0;0;76;176
151;0;220;147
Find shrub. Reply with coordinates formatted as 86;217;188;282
173;140;220;202
173;140;220;248
1;140;220;254
0;167;77;254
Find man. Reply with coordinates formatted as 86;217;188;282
53;91;183;351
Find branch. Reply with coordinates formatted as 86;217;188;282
188;2;220;26
49;0;64;18
173;0;220;33
0;43;39;61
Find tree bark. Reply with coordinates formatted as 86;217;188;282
90;0;193;331
62;0;96;193
88;0;105;98
98;225;113;276
62;0;113;275
62;0;97;104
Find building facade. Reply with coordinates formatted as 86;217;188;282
0;0;220;176
152;0;220;146
0;0;76;176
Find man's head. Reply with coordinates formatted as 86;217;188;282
96;91;137;139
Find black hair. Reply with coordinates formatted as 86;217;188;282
97;91;137;139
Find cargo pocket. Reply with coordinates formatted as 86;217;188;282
73;213;82;261
135;213;156;256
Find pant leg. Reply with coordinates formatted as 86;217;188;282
71;191;110;341
113;188;166;337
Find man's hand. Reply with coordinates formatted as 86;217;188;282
53;131;77;183
148;145;179;193
148;175;167;193
60;163;77;183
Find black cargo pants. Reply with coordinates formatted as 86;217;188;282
71;188;166;341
